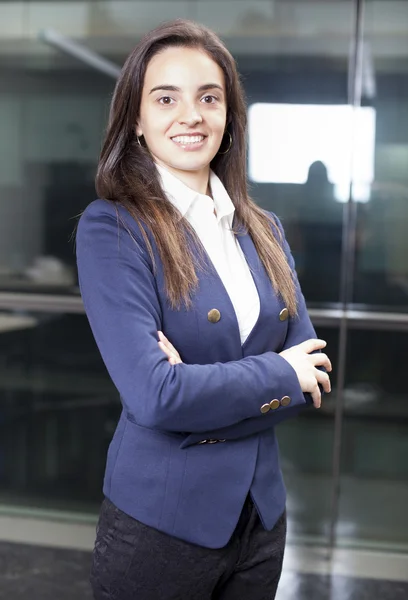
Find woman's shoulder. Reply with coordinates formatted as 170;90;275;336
264;209;281;226
76;198;150;261
261;209;285;241
82;197;115;217
79;198;134;225
77;199;144;239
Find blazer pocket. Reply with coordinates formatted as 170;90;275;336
111;418;189;532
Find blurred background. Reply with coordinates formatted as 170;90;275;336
0;0;408;598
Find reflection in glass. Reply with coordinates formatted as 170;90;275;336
0;52;113;294
338;329;408;548
352;1;408;310
249;103;376;203
0;312;119;514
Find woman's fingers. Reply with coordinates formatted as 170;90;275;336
310;352;332;372
166;339;181;359
279;339;332;406
298;339;327;354
158;330;171;349
158;332;182;364
158;331;173;354
158;341;182;364
158;331;181;358
308;364;332;408
158;340;172;358
310;383;322;409
315;368;331;393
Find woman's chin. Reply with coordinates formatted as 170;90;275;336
158;157;212;174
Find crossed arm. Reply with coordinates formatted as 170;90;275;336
157;213;332;447
77;201;331;442
158;332;331;408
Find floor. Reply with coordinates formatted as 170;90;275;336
277;572;408;600
1;506;408;600
1;540;408;600
0;542;92;600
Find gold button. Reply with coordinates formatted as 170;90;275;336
270;399;280;410
260;403;271;414
279;308;289;322
208;309;221;323
281;395;291;407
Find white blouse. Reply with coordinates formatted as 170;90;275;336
156;164;260;345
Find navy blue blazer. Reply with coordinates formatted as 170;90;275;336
76;198;316;549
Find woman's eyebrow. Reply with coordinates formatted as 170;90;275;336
149;83;224;95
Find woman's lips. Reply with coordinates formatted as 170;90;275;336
171;135;207;151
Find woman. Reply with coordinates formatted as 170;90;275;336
76;19;331;600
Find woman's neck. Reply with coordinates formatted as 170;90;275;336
156;160;210;196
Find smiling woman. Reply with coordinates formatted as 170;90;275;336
136;46;227;192
77;17;331;600
95;19;299;316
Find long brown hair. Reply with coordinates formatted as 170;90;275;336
96;19;297;315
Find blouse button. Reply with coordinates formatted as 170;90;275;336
208;309;221;323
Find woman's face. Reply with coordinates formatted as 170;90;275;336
136;46;227;179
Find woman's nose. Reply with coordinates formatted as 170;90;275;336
178;105;203;127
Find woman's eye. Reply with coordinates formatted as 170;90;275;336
202;95;217;104
158;96;174;105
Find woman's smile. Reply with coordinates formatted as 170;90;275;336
171;133;208;151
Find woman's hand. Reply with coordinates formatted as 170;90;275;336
279;339;332;408
157;332;331;406
158;331;183;365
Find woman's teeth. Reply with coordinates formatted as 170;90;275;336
172;135;204;144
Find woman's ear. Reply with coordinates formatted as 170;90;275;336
135;124;143;137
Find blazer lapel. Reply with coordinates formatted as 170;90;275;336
190;220;282;355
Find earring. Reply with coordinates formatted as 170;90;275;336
137;135;142;147
218;131;232;155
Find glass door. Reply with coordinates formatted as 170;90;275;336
335;0;408;550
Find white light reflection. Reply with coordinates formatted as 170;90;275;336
248;103;376;203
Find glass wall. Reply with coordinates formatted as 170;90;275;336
0;0;407;552
0;310;119;515
0;51;112;293
337;0;408;550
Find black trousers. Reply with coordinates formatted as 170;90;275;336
91;495;286;600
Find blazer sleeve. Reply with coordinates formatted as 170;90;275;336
180;212;318;447
76;200;307;434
